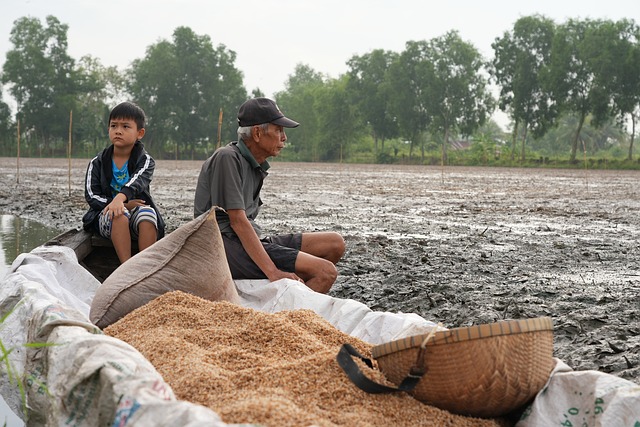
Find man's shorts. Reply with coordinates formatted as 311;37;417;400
222;233;302;280
97;205;158;240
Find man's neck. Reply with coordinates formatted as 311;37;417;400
238;138;267;168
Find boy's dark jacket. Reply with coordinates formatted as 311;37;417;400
82;140;165;238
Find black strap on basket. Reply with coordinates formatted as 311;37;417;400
336;343;426;394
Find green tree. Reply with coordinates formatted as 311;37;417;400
387;41;433;161
315;75;363;162
2;15;83;155
128;26;247;159
73;55;115;156
531;112;626;158
588;19;640;161
275;64;326;161
421;31;494;164
474;119;506;142
0;85;14;155
491;15;557;161
544;19;614;162
388;32;493;164
346;49;399;157
469;119;508;163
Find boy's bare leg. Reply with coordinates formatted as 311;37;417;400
137;221;157;252
111;215;132;263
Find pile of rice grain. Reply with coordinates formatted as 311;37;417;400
105;291;507;427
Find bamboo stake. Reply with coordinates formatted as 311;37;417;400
216;108;223;150
68;110;73;197
581;138;588;193
16;119;20;184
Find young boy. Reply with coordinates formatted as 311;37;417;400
82;102;165;263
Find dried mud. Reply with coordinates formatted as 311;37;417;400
1;157;638;382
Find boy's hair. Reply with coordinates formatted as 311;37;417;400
109;102;146;130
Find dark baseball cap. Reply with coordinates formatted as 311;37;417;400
237;98;299;128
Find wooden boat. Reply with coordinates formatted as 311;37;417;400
6;228;637;425
42;228;133;282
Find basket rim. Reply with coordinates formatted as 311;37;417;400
371;317;553;359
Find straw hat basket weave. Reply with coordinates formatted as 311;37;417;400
369;317;554;418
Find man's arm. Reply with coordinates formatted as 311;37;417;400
227;209;302;283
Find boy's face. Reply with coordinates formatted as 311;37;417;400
109;117;145;149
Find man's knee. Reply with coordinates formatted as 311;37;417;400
315;259;338;293
326;232;346;264
324;260;339;282
334;233;346;258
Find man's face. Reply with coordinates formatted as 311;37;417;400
259;123;287;157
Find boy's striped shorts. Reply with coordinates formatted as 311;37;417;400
98;205;158;239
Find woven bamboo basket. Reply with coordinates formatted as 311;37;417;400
371;317;554;418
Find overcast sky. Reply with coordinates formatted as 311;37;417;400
1;0;639;125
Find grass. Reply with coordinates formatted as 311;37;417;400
0;302;54;424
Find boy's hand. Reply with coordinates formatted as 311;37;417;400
125;199;147;210
103;193;128;219
103;199;125;219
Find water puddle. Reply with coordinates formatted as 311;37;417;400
1;215;60;426
0;215;61;278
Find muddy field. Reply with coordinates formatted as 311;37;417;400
0;157;638;383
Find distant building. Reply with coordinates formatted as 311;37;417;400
449;139;472;150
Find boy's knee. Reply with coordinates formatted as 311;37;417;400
137;220;158;240
138;220;156;230
112;214;130;227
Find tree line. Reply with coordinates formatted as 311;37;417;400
0;14;638;165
